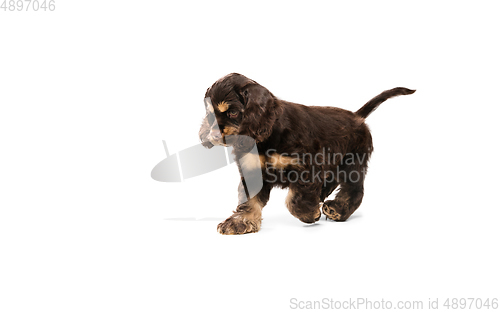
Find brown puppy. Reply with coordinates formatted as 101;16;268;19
199;73;415;235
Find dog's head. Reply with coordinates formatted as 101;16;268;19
199;73;282;150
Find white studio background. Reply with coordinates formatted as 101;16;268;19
1;1;499;312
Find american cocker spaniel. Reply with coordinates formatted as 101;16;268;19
199;73;415;235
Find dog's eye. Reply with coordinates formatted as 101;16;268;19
228;110;239;119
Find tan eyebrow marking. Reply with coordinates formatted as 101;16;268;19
217;101;229;112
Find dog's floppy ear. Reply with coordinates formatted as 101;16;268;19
236;82;282;144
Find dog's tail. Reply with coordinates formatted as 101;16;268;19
356;87;416;119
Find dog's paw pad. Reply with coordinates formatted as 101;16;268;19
322;204;342;221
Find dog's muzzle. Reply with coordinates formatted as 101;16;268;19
208;129;223;143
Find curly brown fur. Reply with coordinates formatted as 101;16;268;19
200;73;415;235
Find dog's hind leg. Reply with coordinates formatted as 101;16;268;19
323;142;370;221
323;180;364;221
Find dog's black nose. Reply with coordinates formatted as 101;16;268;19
210;130;222;141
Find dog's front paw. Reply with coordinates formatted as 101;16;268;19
217;215;261;235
